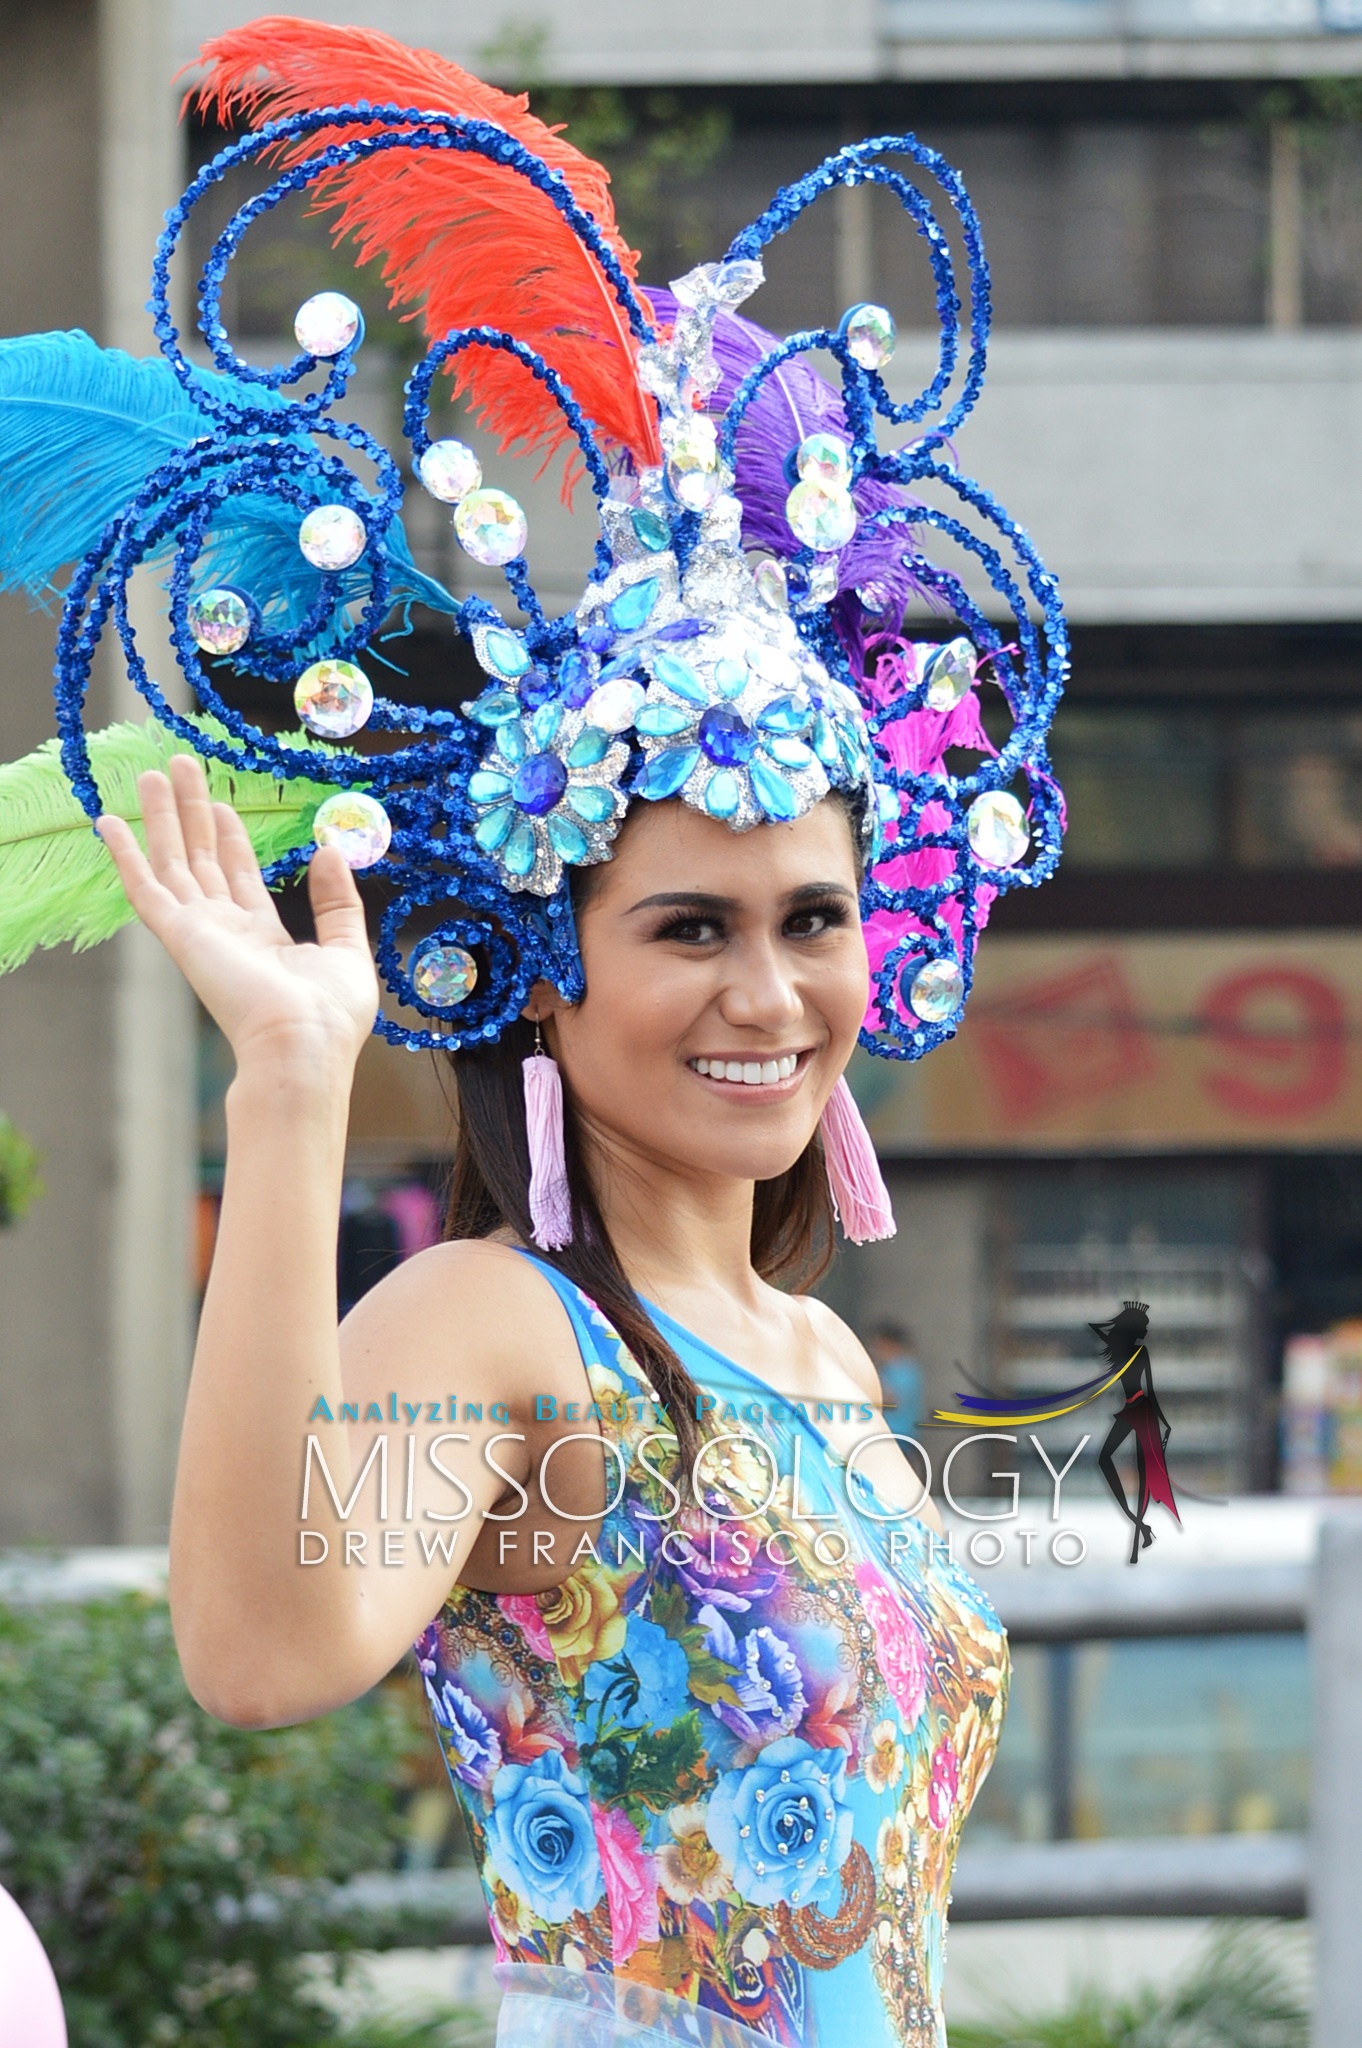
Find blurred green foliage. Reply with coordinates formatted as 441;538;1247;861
0;1112;41;1226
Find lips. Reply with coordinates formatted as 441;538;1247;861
689;1053;800;1086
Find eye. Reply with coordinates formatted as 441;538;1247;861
653;912;725;945
785;899;851;938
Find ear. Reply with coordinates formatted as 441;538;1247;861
521;979;574;1025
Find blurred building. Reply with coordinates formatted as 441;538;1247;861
5;0;1362;1538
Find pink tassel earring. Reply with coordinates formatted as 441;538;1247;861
820;1077;896;1244
522;1023;573;1250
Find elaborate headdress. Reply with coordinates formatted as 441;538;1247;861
0;21;1066;1230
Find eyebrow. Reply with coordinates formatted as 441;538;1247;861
625;883;857;915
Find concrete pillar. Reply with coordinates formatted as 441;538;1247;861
1310;1516;1362;2047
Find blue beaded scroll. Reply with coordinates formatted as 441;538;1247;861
48;102;1065;1057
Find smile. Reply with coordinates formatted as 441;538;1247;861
688;1053;801;1086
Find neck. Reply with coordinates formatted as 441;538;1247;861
576;1113;763;1313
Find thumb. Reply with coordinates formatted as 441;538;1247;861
307;843;370;953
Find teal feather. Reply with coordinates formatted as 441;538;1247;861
0;713;352;973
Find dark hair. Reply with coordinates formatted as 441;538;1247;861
443;1013;835;1467
1088;1301;1149;1367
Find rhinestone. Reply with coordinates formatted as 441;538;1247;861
299;505;366;571
607;578;659;633
665;422;720;512
567;726;611;768
412;943;478;1008
293;291;361;358
469;771;512;802
293;658;373;739
559;650;598;708
803;562;839;608
750;761;798;820
631;507;670;552
653;652;708;706
531;700;563;749
512;753;568;817
499;722;526;766
786;481;856;553
754;558;788;611
417;439;481;504
748;644;799;688
567;785;615;823
465;690;519;727
703;770;740;818
313;792;390;869
780;1771;790;1783
635;745;699;799
909;959;965;1023
739;1825;751;1838
474;804;514;852
967;790;1030;867
503;819;537;876
841;302;897;371
924;637;976;712
455;487;528;566
583;678;644;733
755;1861;767;1875
636;702;691;738
187;587;251;656
483;629;531;679
797;432;853;490
699;705;755;767
521;666;556;709
766;736;814;769
755;1790;766;1803
714;658;748;699
755;697;810;736
547;814;589;862
581;623;615;656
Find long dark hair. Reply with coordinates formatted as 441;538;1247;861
1088;1300;1150;1371
443;1013;835;1467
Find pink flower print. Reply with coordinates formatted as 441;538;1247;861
592;1803;659;1965
499;1592;553;1660
929;1739;959;1828
854;1562;928;1729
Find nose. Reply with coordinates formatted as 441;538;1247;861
716;932;804;1036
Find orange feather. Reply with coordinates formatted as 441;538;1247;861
186;16;662;488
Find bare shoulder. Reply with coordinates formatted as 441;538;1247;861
798;1293;881;1402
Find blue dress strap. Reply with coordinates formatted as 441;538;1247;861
512;1247;656;1406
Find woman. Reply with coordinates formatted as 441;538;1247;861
0;21;1066;2042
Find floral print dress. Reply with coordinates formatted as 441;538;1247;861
415;1255;1008;2048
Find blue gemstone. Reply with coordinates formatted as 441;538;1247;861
469;770;512;802
714;658;748;699
499;722;527;766
635;745;700;800
547;814;589;862
636;702;691;738
608;577;660;633
559;649;598;708
520;665;557;708
699;705;756;767
531;700;563;749
631;508;670;552
473;803;514;851
766;735;815;769
655;619;705;642
512;751;568;817
484;627;530;677
703;770;740;818
581;623;615;655
756;696;811;735
750;758;799;820
653;652;707;706
597;654;642;684
567;784;615;823
812;712;839;766
567;725;611;768
465;689;520;726
503;819;537;876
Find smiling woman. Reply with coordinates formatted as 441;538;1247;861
0;16;1065;2046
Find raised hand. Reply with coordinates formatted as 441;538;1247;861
96;754;378;1075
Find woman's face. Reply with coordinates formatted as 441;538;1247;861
541;797;867;1187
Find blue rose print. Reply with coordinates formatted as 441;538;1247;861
583;1614;690;1734
427;1677;502;1788
706;1736;854;1910
484;1748;604;1923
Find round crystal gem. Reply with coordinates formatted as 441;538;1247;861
512;752;568;817
413;943;478;1009
417;439;482;504
967;790;1030;867
293;291;361;358
313;792;391;869
293;658;373;739
925;637;976;712
786;480;856;553
665;421;720;512
583;677;644;733
187;587;251;655
796;432;853;490
699;705;756;767
841;302;897;371
299;504;366;571
455;487;528;567
909;958;965;1023
753;558;788;611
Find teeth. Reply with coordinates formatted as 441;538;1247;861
690;1054;801;1084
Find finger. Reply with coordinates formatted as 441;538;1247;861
307;844;370;953
138;770;200;903
212;802;279;918
96;813;187;939
168;754;231;901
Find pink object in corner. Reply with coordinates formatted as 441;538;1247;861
0;1884;66;2048
522;1052;573;1250
820;1076;896;1244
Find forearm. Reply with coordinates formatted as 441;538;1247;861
169;1048;373;1721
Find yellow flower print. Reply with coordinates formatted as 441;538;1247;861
537;1570;628;1686
864;1717;906;1795
876;1812;914;1890
657;1800;731;1906
491;1875;534;1947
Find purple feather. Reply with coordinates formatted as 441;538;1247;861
643;288;934;670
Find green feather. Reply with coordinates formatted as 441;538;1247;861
0;714;352;973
